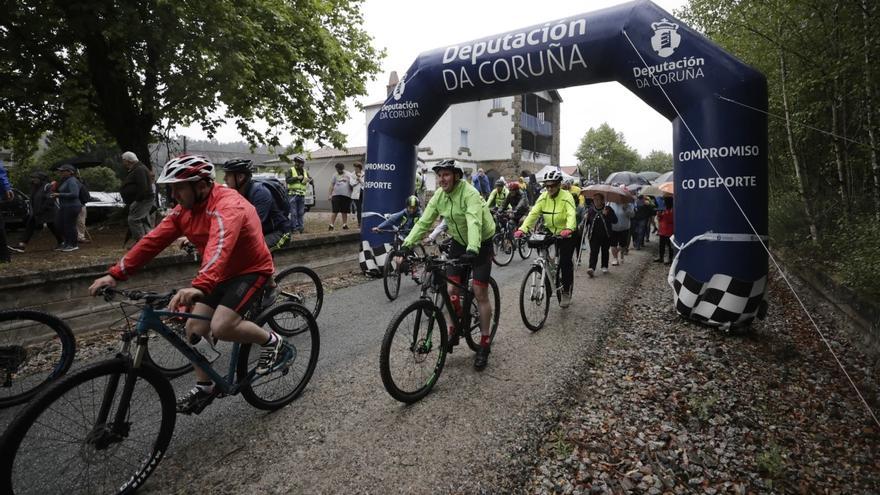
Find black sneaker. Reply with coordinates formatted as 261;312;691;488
474;345;490;370
176;386;217;415
256;332;284;374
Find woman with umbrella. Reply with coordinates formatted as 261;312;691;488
582;189;618;277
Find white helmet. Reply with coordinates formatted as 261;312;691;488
541;169;563;183
157;154;215;184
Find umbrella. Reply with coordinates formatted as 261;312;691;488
659;181;674;195
605;171;650;186
640;185;665;197
652;171;673;185
585;184;635;204
637;171;661;182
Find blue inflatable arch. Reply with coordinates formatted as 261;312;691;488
360;0;768;327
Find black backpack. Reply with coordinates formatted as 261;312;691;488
252;176;291;219
77;179;92;205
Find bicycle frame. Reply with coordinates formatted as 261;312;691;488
418;257;475;340
530;236;561;295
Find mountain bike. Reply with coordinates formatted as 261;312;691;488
518;230;567;331
379;255;499;404
0;310;76;408
0;287;319;495
491;209;516;266
375;227;427;301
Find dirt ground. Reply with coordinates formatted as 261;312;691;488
0;211;355;277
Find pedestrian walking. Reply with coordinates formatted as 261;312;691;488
51;164;82;252
8;171;61;252
351;161;364;226
654;196;674;264
285;155;310;234
328;162;353;230
584;193;617;276
120;151;155;243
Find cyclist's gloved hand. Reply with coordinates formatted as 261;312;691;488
458;250;478;264
560;229;573;238
514;229;524;239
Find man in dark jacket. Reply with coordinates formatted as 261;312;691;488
120;151;155;242
0;160;13;263
584;192;618;277
8;171;61;252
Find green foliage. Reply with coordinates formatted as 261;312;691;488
0;0;383;162
575;123;640;180
638;150;673;174
79;167;120;192
756;443;786;479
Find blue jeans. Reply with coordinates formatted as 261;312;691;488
631;219;647;249
289;194;305;233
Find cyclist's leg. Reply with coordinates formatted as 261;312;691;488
184;302;214;384
557;236;576;292
470;239;494;337
208;274;273;345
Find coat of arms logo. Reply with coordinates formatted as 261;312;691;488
392;73;407;101
650;19;681;58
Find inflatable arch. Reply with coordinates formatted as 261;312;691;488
359;0;768;328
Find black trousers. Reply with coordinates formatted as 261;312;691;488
56;206;81;247
588;235;610;270
21;216;62;245
658;235;674;261
556;235;577;292
0;215;9;262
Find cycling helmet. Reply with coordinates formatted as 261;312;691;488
157;154;215;184
406;195;420;208
541;169;563;183
432;159;463;175
495;179;505;187
221;158;255;174
563;178;575;186
292;154;306;164
507;181;520;191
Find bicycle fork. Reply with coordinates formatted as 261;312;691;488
90;335;149;450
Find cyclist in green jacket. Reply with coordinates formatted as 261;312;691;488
402;159;496;370
514;169;578;308
486;179;508;209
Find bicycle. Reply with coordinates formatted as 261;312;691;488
518;230;568;331
375;227;427;301
490;209;516;266
379;254;500;404
0;310;76;408
0;287;319;495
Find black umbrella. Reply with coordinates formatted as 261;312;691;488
637;171;661;182
605;171;650;186
652;170;673;185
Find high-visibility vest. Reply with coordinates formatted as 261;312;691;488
288;167;309;195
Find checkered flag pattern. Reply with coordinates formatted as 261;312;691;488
672;270;766;327
358;241;393;277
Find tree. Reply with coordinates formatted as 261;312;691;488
0;0;383;167
575;123;640;181
639;150;672;173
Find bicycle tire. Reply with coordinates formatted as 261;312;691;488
379;299;447;404
519;265;551;331
0;358;176;495
239;302;320;410
274;265;324;319
383;250;402;301
143;319;193;378
518;238;532;259
0;310;76;408
492;233;515;266
464;276;500;352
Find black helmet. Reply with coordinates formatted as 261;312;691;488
221;158;255;174
432;159;463;175
406;195;420;209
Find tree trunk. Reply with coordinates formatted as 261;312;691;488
780;49;819;244
864;0;880;221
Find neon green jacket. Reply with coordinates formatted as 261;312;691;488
404;180;495;252
486;187;508;208
519;189;577;235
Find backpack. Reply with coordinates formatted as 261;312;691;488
252;176;291;219
77;179;91;205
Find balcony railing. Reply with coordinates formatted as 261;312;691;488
523;150;552;165
520;113;553;136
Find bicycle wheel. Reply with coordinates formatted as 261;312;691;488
239;302;320;410
274;266;323;319
0;310;76;408
518;238;532;259
519;265;551;331
0;358;176;495
492;233;515;266
143;318;192;378
383;250;402;301
379;299;447;404
464;277;500;352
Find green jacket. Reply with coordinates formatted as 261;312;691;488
486;187;508;208
286;167;309;195
519;189;577;235
404;180;495;252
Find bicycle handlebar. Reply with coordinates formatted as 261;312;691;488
101;287;176;308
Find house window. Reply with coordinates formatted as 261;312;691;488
460;129;469;148
492;97;503;109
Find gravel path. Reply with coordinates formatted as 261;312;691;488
524;259;880;494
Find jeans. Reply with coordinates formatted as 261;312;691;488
289;194;305;233
631;219;647;249
57;205;82;247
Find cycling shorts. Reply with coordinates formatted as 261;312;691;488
447;238;493;288
201;273;270;317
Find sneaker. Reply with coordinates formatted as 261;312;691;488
611;258;619;266
328;225;335;231
176;386;217;415
342;224;349;230
256;331;284;375
474;345;490;370
61;245;79;252
653;258;664;263
587;268;594;278
601;268;608;274
7;244;24;253
54;244;67;252
560;290;572;308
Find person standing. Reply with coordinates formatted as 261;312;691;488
631;195;654;250
328;162;353;230
51;164;82;252
350;162;365;226
8;171;61;252
120;151;155;243
285;155;309;234
608;200;633;266
472;168;491;199
584;193;617;277
655;196;675;264
0;160;13;263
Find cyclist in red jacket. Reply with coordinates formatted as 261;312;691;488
89;154;284;414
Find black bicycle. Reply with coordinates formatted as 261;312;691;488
379;255;500;404
376;227;427;301
0;310;76;408
518;230;566;331
491;209;517;266
0;287;319;495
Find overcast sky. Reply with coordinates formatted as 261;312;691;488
187;0;688;164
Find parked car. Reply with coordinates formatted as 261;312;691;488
84;191;126;224
0;188;31;230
